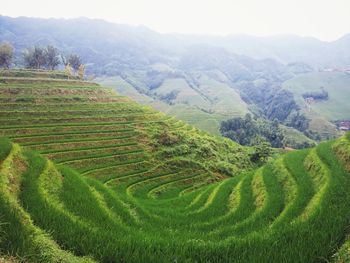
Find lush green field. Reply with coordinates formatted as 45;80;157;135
283;72;350;138
1;70;350;262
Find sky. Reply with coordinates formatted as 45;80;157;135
1;0;350;41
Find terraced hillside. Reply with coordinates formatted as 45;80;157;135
1;70;350;263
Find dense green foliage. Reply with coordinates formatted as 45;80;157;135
284;111;310;132
237;80;314;136
249;141;272;164
220;114;284;147
239;82;298;122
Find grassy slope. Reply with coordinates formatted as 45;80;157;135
97;73;249;135
280;125;316;147
0;138;94;262
96;76;154;104
195;73;248;115
155;78;209;108
163;105;226;135
98;74;318;144
283;72;350;138
2;133;350;262
1;70;350;262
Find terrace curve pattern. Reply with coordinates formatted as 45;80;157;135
1;70;350;263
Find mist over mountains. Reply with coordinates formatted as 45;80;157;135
1;15;350;76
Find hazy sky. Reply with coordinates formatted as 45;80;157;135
2;0;350;41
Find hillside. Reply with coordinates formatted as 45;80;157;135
283;72;350;138
97;73;249;135
0;70;350;262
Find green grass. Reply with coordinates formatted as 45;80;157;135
0;68;80;79
2;135;350;262
0;141;93;262
1;70;350;262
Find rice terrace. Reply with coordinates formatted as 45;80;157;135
0;69;349;262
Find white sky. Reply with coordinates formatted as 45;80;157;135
1;0;350;41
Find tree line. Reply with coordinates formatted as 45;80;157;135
302;87;329;101
219;114;276;163
220;114;285;148
0;42;85;79
237;80;322;142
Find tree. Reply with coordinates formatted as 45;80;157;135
78;64;85;80
61;54;68;66
65;64;73;79
32;46;46;69
158;130;181;146
220;115;284;148
250;142;272;164
0;42;14;69
45;45;60;70
23;46;46;69
67;54;81;72
285;111;309;132
159;90;179;104
23;49;35;68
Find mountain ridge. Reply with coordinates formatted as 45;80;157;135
2;15;350;70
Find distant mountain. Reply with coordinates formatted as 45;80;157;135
173;33;350;69
1;15;350;73
0;15;349;143
0;16;174;74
